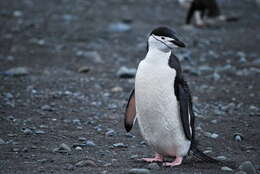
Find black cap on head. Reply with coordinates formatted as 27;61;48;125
150;26;186;48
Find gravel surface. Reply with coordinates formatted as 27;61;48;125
0;0;259;173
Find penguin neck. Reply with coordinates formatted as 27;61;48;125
145;47;171;66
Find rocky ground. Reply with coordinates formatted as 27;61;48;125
0;0;259;174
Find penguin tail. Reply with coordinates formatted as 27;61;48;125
190;145;236;169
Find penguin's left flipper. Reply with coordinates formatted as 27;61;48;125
177;80;195;141
124;88;136;132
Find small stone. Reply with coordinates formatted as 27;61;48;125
35;130;45;134
235;171;247;174
108;22;131;32
101;171;108;174
78;66;90;73
233;133;243;142
221;166;233;172
117;66;136;78
216;156;227;161
239;161;257;174
75;146;82;151
0;138;5;144
76;51;103;63
75;160;97;167
113;143;127;148
41;105;53;111
78;137;87;141
85;140;96;147
4;67;29;76
204;132;219;139
13;10;23;17
23;128;33;135
64;164;74;170
105;129;115;136
147;163;160;170
128;168;151;174
55;143;71;152
12;148;19;152
130;155;138;159
213;71;221;81
72;119;81;125
211;119;218;124
103;163;112;167
111;86;123;92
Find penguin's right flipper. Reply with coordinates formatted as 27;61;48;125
124;88;136;132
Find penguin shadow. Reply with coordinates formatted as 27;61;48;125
133;156;236;170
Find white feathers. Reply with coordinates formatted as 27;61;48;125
135;48;191;157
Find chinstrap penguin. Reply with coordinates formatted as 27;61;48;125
124;26;232;167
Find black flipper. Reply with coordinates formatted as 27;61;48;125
124;89;136;132
177;80;194;141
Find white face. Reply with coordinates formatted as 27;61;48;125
148;34;179;52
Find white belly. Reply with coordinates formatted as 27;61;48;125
135;61;191;157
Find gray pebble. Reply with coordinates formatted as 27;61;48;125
0;138;6;144
64;164;74;170
113;143;127;148
54;143;71;152
233;133;243;142
204;132;219;139
75;160;97;167
221;166;233;172
78;137;87;141
130;154;138;159
75;146;82;151
235;171;247;174
147;163;160;170
41;105;53;111
4;67;29;76
108;22;131;32
128;168;151;174
117;66;136;78
105;129;115;136
23;128;33;135
239;161;257;174
85;140;96;147
216;156;227;161
35;130;45;134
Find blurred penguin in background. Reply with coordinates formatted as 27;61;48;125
178;0;237;27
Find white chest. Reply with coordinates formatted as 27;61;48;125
134;50;191;157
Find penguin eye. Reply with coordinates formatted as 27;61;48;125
161;37;165;40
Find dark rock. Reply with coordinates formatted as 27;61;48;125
64;164;74;170
239;161;257;174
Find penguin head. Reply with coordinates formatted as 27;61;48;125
148;27;186;52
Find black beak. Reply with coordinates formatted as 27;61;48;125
170;39;186;48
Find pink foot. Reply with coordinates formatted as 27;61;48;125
142;153;163;163
163;156;183;167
